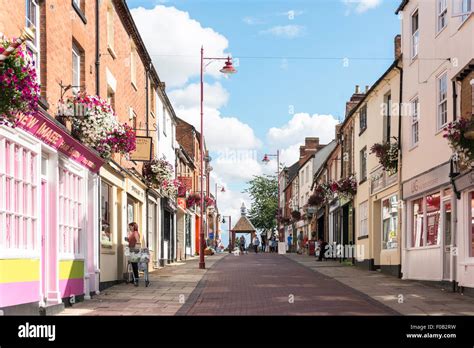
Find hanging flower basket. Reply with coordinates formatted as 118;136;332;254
101;123;136;155
177;181;187;198
291;210;301;221
142;157;178;197
331;175;357;199
60;92;123;159
0;35;40;126
308;183;332;207
205;197;215;208
443;118;474;170
370;139;399;175
186;193;201;208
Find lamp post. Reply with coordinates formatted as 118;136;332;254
199;47;236;269
214;184;225;244
262;151;281;239
221;215;232;254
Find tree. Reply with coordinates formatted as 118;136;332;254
244;175;278;236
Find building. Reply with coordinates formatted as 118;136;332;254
396;0;474;288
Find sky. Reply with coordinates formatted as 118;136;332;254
126;0;400;245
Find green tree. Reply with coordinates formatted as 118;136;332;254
244;175;278;235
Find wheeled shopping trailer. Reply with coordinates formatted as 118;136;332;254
124;247;150;287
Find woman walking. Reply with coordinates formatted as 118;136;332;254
127;222;141;286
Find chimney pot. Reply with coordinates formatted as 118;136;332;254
355;85;360;94
365;85;370;93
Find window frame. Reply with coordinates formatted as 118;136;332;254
437;0;448;33
411;9;420;60
360;146;367;183
359;105;367;134
25;0;40;84
381;195;398;250
437;72;448;130
359;201;368;237
107;3;115;57
72;44;81;94
411;96;420;147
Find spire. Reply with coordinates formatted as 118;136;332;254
240;202;247;216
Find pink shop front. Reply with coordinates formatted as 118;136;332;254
0;111;104;314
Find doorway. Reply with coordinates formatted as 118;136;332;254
442;200;452;281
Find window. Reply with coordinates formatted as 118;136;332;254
470;192;474;257
412;197;424;247
171;122;175;149
58;167;83;256
129;107;137;131
437;0;448;32
163;107;167;136
130;44;138;88
382;195;398;249
461;0;472;22
411;97;419;146
360;147;367;182
383;93;392;142
107;88;115;112
0;139;38;254
73;0;81;8
72;44;81;94
107;3;115;53
101;182;112;248
150;86;156;116
359;105;367;133
426;193;441;246
359;201;368;237
25;0;40;83
437;73;448;129
411;10;419;59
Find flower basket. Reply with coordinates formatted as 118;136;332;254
291;210;301;221
101;123;136;155
186;193;201;208
443;118;474;170
370;140;399;174
142;157;178;197
308;183;332;207
331;176;357;199
0;35;40;126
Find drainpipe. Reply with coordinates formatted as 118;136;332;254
451;80;459;293
95;0;101;289
395;63;403;279
145;67;150;248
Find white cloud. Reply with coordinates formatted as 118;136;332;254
260;25;306;39
242;16;265;25
131;5;230;88
342;0;382;14
169;82;229;110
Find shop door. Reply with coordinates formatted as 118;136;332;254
185;214;191;257
317;216;325;240
442;200;452;281
163;210;171;263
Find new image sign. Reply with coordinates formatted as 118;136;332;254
130;136;153;161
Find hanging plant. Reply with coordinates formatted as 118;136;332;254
291;210;301;221
370;139;399;174
185;193;201;208
331;175;357;199
443;118;474;170
177;181;187;198
0;35;40;126
308;183;332;207
61;92;120;159
205;196;215;208
101;123;136;155
143;157;178;198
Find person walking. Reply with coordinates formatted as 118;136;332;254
261;235;266;252
239;235;246;254
317;237;328;261
297;231;304;254
127;222;141;286
252;234;260;253
287;233;293;253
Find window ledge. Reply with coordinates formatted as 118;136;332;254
359;128;367;136
357;235;369;240
131;81;138;92
406;245;441;251
359;178;367;185
72;1;87;24
408;143;419;152
107;45;117;60
458;13;473;31
435;24;447;38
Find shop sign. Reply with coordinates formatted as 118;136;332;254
130;136;153;161
370;167;397;195
454;171;474;192
127;181;145;201
402;163;450;200
16;112;104;172
178;176;193;191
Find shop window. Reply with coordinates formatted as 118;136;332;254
412;198;424;247
382;195;398;250
426;193;441;246
0;140;38;253
470;192;474;257
58;168;83;256
101;182;112;248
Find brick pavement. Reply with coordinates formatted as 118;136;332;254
179;252;397;315
286;253;474;315
58;254;224;316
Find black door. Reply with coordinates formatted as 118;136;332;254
317;216;325;240
342;205;349;247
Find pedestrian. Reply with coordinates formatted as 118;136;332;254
317;237;328;261
261;235;266;252
297;231;304;254
239;235;246;254
127;222;141;286
287;233;293;253
252;234;260;253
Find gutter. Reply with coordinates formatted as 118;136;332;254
394;63;403;279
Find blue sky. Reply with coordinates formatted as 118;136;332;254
127;0;400;244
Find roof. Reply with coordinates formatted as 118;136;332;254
395;0;409;14
312;140;337;175
283;161;300;191
232;215;256;233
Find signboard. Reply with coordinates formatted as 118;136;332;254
178;176;193;191
130;136;153;161
402;162;450;200
16;112;104;172
177;197;186;210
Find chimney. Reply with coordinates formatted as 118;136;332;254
304;137;320;150
394;34;402;60
299;145;307;159
355;85;360;94
365;85;370;93
345;85;366;117
335;124;342;139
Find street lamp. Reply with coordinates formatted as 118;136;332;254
199;47;237;269
221;215;232;254
262;151;281;239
